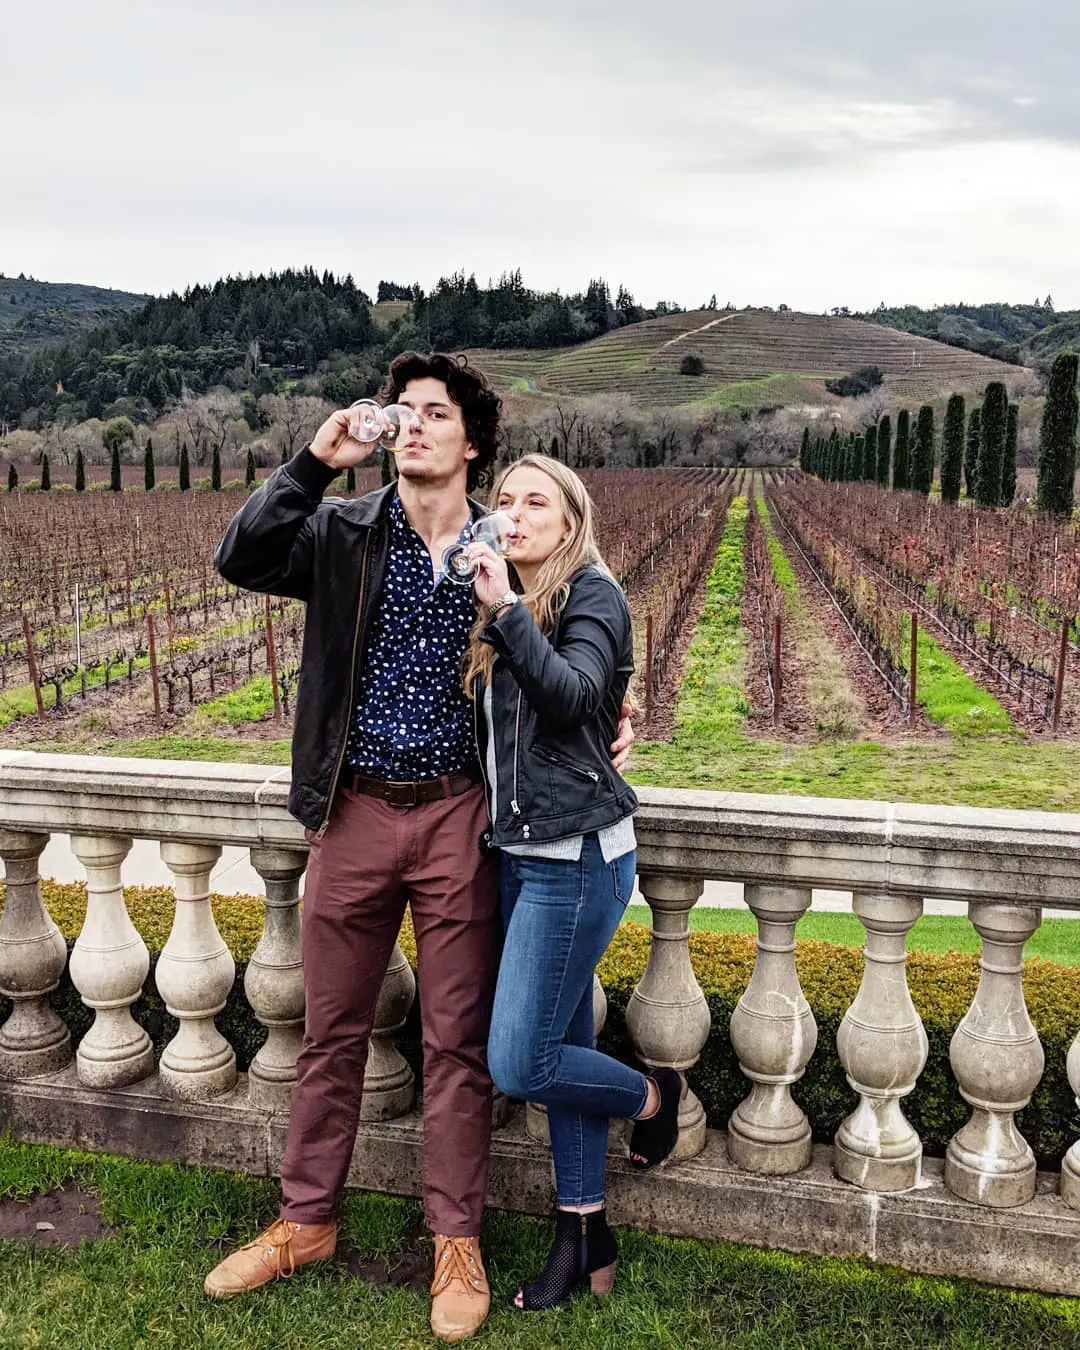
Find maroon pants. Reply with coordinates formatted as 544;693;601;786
279;782;500;1235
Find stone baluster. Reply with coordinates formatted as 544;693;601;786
728;883;817;1173
1061;1033;1080;1207
945;901;1043;1208
0;830;71;1078
626;873;710;1161
69;835;154;1088
835;892;928;1190
359;939;417;1120
245;846;307;1110
526;973;609;1144
156;841;236;1099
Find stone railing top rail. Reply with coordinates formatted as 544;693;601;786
2;749;1080;905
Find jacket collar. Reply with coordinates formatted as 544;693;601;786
340;481;487;528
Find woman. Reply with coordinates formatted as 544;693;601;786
463;454;683;1312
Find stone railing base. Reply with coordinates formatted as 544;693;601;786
3;1070;1079;1297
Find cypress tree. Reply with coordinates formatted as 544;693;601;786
876;415;892;486
179;443;190;491
940;394;966;504
912;405;935;495
144;437;155;491
852;435;865;481
964;408;981;498
245;448;256;488
6;464;16;492
863;425;878;482
41;453;51;491
110;444;122;492
799;426;810;471
75;448;86;493
280;443;289;467
976;382;1007;506
211;444;222;490
1036;352;1078;517
893;410;911;490
346;466;356;493
1001;403;1019;506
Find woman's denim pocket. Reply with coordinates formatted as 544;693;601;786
609;848;636;906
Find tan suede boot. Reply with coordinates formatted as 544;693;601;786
430;1234;490;1343
203;1218;337;1298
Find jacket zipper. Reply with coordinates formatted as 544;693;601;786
510;690;528;837
536;746;601;783
316;534;371;839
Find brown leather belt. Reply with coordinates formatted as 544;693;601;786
345;764;483;808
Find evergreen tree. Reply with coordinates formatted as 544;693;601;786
964;408;981;498
876;415;892;487
550;434;560;463
851;436;865;481
109;444;122;492
1036;352;1079;517
912;405;935;495
179;443;190;491
346;466;356;493
280;443;289;467
976;382;1007;506
245;448;256;488
940;394;966;504
40;453;51;491
211;444;222;490
144;437;155;491
799;426;810;472
75;448;86;493
862;425;877;482
893;410;911;490
1001;403;1019;506
6;464;16;492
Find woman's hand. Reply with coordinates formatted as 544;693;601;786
611;700;634;772
466;542;513;609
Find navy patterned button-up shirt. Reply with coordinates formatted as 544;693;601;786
345;494;477;781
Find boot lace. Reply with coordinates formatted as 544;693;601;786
431;1236;486;1295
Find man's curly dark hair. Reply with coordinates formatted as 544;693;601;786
379;350;503;494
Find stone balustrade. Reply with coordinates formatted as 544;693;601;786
3;750;1080;1294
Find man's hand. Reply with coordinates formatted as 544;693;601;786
309;409;378;470
611;699;634;773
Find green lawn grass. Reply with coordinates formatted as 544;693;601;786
624;907;1080;966
2;1140;1078;1350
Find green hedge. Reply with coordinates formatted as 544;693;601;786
4;882;1080;1168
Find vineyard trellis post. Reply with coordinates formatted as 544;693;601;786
645;612;654;732
147;613;162;723
773;614;782;727
20;614;45;719
908;613;918;723
265;595;282;724
1053;615;1072;735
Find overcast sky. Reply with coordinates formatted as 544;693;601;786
4;0;1079;310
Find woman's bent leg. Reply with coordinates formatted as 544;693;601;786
489;840;648;1207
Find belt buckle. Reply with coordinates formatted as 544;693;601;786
385;780;419;808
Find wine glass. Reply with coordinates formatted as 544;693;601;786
441;511;517;585
347;399;423;453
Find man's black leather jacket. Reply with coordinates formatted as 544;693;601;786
213;446;486;833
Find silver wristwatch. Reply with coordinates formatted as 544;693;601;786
487;590;519;620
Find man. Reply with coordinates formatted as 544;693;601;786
206;351;630;1343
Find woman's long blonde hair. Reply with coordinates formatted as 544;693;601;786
463;454;611;693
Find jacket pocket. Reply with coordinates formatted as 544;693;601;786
535;745;602;784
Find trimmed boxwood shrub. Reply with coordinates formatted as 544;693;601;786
4;882;1080;1168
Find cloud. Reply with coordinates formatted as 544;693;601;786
2;0;1077;307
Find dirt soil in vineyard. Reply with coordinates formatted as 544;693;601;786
626;580;712;741
775;526;926;740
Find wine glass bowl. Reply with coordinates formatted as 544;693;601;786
347;400;423;453
441;510;517;585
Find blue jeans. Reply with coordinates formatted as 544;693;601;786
488;835;649;1207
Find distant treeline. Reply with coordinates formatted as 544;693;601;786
852;299;1079;369
0;269;675;429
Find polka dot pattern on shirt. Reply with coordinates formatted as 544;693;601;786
345;494;477;781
